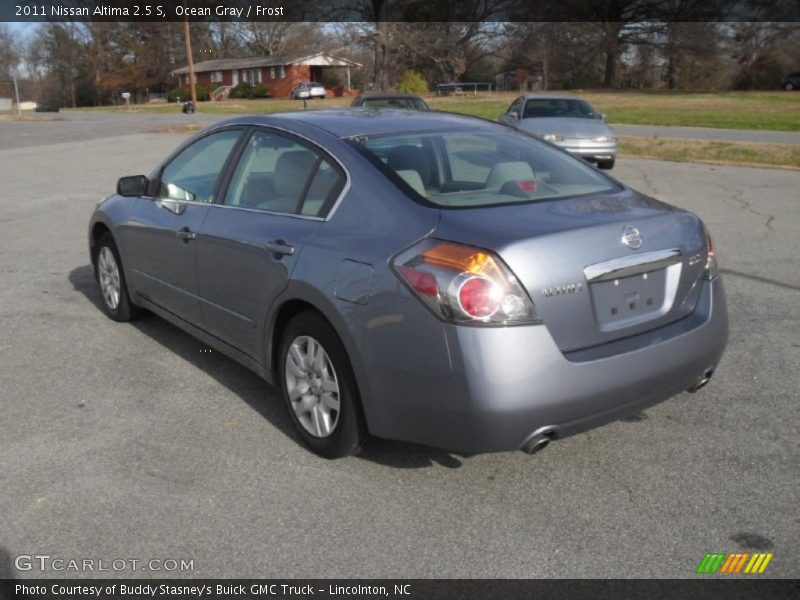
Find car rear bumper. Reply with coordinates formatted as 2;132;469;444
360;276;728;454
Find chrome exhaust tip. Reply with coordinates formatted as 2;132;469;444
521;426;558;455
688;368;714;393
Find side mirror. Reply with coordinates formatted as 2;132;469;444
117;175;148;197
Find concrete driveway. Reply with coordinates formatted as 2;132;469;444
0;121;797;579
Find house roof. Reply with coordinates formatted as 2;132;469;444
170;52;362;76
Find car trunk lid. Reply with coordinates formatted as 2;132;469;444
434;190;708;352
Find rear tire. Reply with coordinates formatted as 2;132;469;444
598;158;615;170
784;82;795;91
278;311;368;458
94;232;142;322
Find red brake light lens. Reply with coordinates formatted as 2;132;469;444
396;265;439;297
458;276;500;318
704;229;719;280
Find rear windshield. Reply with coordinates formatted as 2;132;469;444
350;128;620;208
362;97;429;110
524;98;599;119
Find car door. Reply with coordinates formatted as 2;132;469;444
124;128;244;322
195;127;346;359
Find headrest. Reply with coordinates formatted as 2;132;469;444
387;144;430;185
274;150;317;199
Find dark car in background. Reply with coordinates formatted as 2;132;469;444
782;73;800;91
88;110;727;458
350;93;430;110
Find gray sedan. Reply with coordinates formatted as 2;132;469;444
500;94;619;169
88;109;727;458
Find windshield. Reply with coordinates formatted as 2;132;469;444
352;128;620;208
523;98;599;119
362;97;429;110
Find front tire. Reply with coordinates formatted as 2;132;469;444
598;158;615;170
94;232;142;322
784;82;795;91
278;311;368;458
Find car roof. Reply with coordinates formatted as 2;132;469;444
217;109;495;139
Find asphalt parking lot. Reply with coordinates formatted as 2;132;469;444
0;117;798;579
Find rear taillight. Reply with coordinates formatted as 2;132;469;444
704;229;719;280
392;240;540;326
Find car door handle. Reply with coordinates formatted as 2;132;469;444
176;226;196;241
264;239;295;256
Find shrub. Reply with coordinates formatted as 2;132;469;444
252;83;270;98
396;70;428;94
167;87;189;103
230;82;253;99
194;84;210;102
167;85;210;103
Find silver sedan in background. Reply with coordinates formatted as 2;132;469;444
88;110;726;458
500;94;619;169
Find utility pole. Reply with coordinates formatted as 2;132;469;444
182;5;197;107
12;71;21;116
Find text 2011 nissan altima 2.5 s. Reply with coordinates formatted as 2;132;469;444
88;109;728;458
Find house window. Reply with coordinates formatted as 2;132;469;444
270;66;285;80
244;69;262;85
211;71;223;84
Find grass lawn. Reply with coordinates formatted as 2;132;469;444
619;137;800;169
67;90;800;168
67;90;800;131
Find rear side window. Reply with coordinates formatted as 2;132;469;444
223;129;344;217
353;128;620;208
157;129;242;203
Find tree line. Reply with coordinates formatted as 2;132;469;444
0;20;797;108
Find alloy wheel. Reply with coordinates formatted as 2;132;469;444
284;336;341;438
97;246;121;310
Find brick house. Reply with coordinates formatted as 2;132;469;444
169;52;362;98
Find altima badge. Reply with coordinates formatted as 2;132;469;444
621;226;643;249
541;282;584;297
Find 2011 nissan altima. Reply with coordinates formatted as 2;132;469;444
88;109;728;458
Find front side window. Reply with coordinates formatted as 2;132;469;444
223;130;344;217
352;128;620;208
157;129;242;203
507;97;523;117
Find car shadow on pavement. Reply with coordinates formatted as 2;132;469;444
69;265;467;469
0;544;15;579
69;264;305;452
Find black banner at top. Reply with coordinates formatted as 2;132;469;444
3;0;800;23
